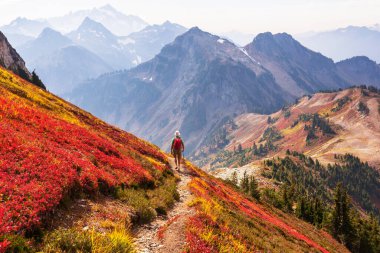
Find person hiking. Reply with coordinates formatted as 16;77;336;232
171;131;184;171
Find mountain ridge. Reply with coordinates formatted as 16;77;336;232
68;27;289;155
296;25;380;62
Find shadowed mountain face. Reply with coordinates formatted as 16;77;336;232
0;31;40;86
245;32;349;97
296;26;380;63
34;46;112;95
19;28;74;63
336;56;380;87
68;27;289;154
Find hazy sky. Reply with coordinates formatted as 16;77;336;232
1;0;379;34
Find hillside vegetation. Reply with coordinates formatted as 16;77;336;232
0;66;370;253
0;67;176;251
196;87;380;170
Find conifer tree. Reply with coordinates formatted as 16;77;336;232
31;70;45;88
249;175;260;200
332;183;354;247
240;171;249;193
231;171;238;186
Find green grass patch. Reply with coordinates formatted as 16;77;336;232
115;171;179;223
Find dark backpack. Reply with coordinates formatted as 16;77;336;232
173;138;182;150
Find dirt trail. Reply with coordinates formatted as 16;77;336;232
133;158;194;253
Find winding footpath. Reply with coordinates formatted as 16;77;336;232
133;159;194;253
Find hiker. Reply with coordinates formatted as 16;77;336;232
171;131;185;171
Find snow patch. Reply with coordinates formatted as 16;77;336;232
133;56;142;65
118;38;136;45
89;29;105;38
239;48;261;65
217;38;225;44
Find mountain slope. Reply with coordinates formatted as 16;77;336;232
245;32;349;97
34;46;113;94
184;162;349;253
0;65;169;237
19;28;73;64
296;26;380;62
0;65;351;253
197;87;380;170
68;27;289;155
337;56;380;87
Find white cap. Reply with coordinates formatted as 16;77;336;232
175;131;180;137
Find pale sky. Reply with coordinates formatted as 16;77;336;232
0;0;379;35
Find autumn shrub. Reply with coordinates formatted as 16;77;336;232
42;228;135;253
0;67;170;235
115;173;179;223
0;234;30;253
43;229;92;252
147;175;180;215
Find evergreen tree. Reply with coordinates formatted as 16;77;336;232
237;144;243;153
249;175;260;200
282;186;292;212
296;197;307;219
252;142;258;155
231;171;238;186
31;70;45;89
332;183;354;247
240;171;249;193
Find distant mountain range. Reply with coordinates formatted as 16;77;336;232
67;17;138;70
0;7;187;95
1;5;147;40
68;27;380;155
296;26;380;63
67;18;186;69
67;27;288;154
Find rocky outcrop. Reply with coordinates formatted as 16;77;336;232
0;31;32;81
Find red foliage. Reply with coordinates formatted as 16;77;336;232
186;164;330;253
0;239;10;253
0;70;169;235
185;216;217;253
